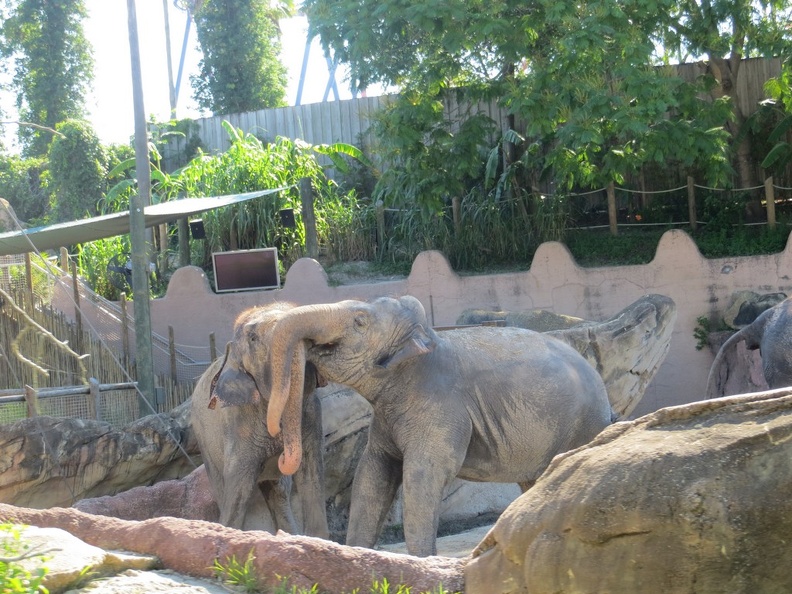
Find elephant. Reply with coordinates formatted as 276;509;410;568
706;296;792;398
190;302;329;538
254;295;613;557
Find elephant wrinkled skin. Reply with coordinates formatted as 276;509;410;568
190;302;329;537
257;295;613;557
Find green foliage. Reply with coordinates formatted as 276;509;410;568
213;551;260;592
0;154;48;225
305;0;788;194
192;0;290;114
760;56;792;176
76;235;131;302
0;0;93;157
371;91;495;213
47;119;108;223
0;523;49;594
175;122;372;269
693;315;712;351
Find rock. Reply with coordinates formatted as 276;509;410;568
0;504;465;594
0;400;197;508
74;465;219;523
706;330;768;396
721;290;787;329
465;388;792;594
455;308;587;331
11;525;159;593
548;294;676;418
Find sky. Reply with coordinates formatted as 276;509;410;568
2;0;363;150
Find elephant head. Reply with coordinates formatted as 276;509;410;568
211;301;321;475
266;296;436;472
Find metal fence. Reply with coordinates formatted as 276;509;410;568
0;255;204;428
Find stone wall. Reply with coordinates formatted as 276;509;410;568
53;229;792;417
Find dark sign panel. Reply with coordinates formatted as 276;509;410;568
212;248;280;292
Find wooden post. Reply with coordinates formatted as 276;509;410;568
687;176;697;231
209;332;217;362
452;197;461;236
25;252;33;294
70;260;83;351
89;377;101;421
606;181;618;236
169;325;177;381
765;177;776;230
178;218;190;267
60;247;69;272
300;177;319;259
23;385;39;417
120;292;130;360
376;200;386;255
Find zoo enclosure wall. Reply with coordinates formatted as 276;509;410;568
47;228;792;421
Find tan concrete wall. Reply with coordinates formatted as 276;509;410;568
126;229;792;417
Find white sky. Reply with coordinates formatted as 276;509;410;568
1;0;363;150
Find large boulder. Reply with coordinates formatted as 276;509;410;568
0;401;197;507
721;290;787;329
465;388;792;593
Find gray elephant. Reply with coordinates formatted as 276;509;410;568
706;296;792;398
190;302;329;538
255;295;613;557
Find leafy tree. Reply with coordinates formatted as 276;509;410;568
191;0;291;115
47;119;108;223
0;0;94;157
304;0;787;204
659;0;792;188
0;153;47;224
760;56;792;179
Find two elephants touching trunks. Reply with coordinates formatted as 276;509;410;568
193;295;628;557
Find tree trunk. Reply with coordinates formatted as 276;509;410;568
709;55;755;189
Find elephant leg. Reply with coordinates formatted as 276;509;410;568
292;393;329;539
260;475;300;534
401;454;463;557
346;441;402;550
217;448;262;529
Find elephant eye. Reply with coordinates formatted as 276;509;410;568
354;314;368;329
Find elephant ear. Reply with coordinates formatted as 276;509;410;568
376;324;435;371
210;341;262;408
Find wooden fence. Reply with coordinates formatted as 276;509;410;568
164;57;783;172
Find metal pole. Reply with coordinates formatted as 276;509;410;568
162;0;177;119
127;0;157;413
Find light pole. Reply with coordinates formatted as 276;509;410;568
126;0;157;412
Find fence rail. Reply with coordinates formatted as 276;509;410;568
0;379;139;427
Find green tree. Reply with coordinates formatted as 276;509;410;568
659;0;791;188
47;119;108;223
191;0;291;115
0;0;94;157
0;153;47;224
304;0;787;201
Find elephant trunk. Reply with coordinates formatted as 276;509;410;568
268;303;352;472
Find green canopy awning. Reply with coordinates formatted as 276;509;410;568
0;188;287;256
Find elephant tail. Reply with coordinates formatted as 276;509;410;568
705;329;747;399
